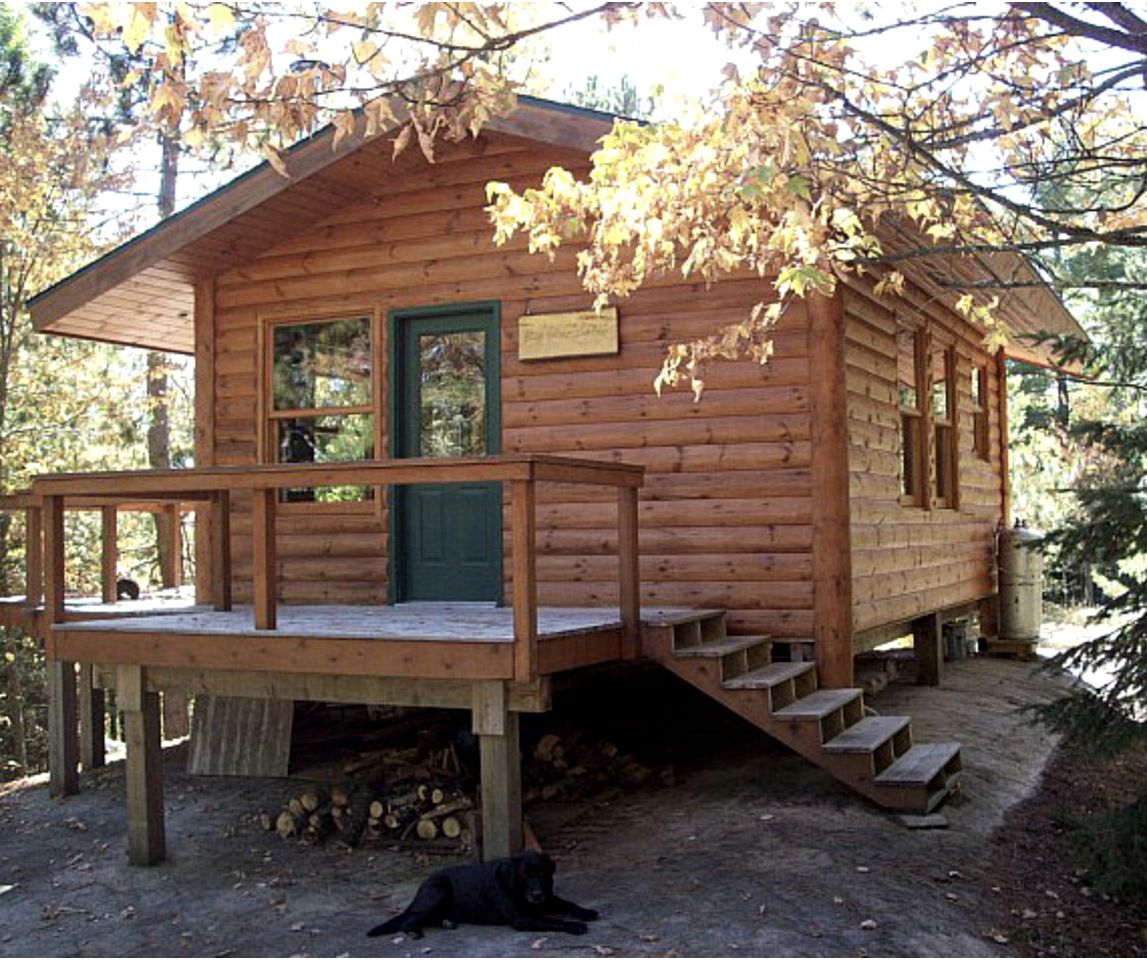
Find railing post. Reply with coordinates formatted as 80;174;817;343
24;503;42;606
617;486;640;659
252;488;277;630
160;503;180;588
210;490;232;611
511;478;537;682
44;495;78;797
101;505;118;604
43;495;65;624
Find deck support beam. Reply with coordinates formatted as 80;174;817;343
473;681;522;861
913;612;943;686
78;663;106;770
47;660;79;797
119;664;166;865
45;495;79;797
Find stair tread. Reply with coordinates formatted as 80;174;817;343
773;687;864;720
823;715;911;754
642;608;726;627
723;662;814;689
874;742;962;786
674;635;771;658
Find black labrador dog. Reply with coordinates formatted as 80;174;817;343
367;850;598;939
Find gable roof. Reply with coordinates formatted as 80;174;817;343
29;96;1084;365
28;96;613;354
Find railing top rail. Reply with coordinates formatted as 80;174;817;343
0;491;203;512
31;455;644;500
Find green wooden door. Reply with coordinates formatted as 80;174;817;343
390;305;501;602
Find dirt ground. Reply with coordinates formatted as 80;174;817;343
0;655;1131;958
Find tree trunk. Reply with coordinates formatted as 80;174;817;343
154;131;188;738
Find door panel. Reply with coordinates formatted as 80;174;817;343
391;306;501;602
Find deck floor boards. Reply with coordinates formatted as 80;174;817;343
58;602;631;643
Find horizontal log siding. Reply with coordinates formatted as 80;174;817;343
842;278;1003;636
209;139;814;636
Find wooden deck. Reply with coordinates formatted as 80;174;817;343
50;603;629;679
12;455;647;864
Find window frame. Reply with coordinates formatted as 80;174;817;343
971;363;990;461
257;307;384;513
897;324;928;507
930;342;959;510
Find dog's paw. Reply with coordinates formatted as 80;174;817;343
565;921;589;936
441;919;458;930
573;908;599;922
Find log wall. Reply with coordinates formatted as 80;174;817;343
204;135;816;639
842;277;1005;638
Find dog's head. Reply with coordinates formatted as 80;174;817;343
504;850;556;906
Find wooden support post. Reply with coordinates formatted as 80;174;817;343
511;479;537;682
979;596;1000;641
210;490;232;611
43;495;65;623
118;665;166;865
913;612;943;686
252;488;277;630
101;505;118;604
44;495;79;796
617;486;640;659
194;277;217;605
159;503;181;588
24;503;43;605
48;660;79;797
78;663;106;770
807;293;855;688
996;350;1011;527
473;681;522;861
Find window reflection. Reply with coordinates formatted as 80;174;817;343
418;331;486;457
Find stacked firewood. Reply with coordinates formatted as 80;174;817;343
364;781;474;844
259;724;672;850
522;730;673;805
262;743;475;850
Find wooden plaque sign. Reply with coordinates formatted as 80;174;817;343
518;307;619;361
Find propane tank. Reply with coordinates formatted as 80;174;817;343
998;520;1044;643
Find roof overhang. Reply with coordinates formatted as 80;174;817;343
880;222;1086;371
28;96;615;354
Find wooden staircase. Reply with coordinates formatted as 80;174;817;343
643;609;962;813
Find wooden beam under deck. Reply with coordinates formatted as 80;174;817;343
94;666;553;713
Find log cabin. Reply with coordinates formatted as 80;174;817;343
16;96;1084;865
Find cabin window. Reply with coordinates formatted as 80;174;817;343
971;364;990;460
897;327;926;505
266;315;375;503
931;345;958;508
416;330;488;458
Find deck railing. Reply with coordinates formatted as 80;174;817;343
0;493;194;612
31;455;644;682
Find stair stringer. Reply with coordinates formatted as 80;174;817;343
642;617;959;813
